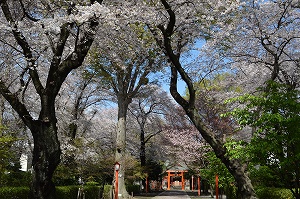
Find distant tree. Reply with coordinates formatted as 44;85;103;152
87;23;164;197
127;85;172;190
55;68;110;182
128;86;170;167
161;106;206;169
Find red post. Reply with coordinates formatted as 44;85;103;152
192;176;194;192
181;172;185;190
115;162;120;199
115;170;119;199
215;175;219;199
146;176;148;193
198;176;200;196
167;172;171;190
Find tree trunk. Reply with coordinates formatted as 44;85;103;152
186;108;257;199
115;98;130;199
140;128;146;167
30;121;61;199
140;128;146;192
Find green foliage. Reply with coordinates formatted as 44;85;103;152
255;187;294;199
200;151;236;198
0;171;32;187
56;186;79;199
224;140;248;160
0;186;30;199
0;134;18;173
145;159;163;181
0;185;108;199
201;152;234;186
0;123;26;187
126;184;140;195
53;164;78;186
54;151;114;186
103;185;112;199
226;81;300;197
249;165;282;187
86;181;100;186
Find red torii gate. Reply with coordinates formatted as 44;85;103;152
165;164;188;191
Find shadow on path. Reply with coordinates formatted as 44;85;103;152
134;190;225;199
157;190;189;196
151;190;190;199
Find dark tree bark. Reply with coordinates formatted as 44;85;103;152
0;1;99;198
149;1;258;198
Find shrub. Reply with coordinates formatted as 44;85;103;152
86;181;100;186
103;185;112;199
57;185;103;199
256;187;293;199
0;185;105;199
0;186;30;199
126;184;140;195
0;171;32;187
56;186;79;199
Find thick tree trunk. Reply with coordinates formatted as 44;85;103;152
115;99;130;199
186;108;257;199
30;121;61;199
140;128;146;167
140;128;146;192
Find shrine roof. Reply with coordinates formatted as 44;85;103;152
166;163;188;172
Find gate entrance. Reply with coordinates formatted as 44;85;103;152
163;164;188;190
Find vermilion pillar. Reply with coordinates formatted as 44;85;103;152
216;175;219;199
181;172;184;190
192;176;194;191
146;176;148;193
198;176;200;196
167;172;171;190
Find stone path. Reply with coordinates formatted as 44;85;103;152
151;190;226;199
134;190;226;199
151;190;191;199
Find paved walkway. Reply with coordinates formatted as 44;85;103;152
149;191;226;199
151;190;191;199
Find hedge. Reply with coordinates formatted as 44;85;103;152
255;187;294;199
0;185;112;199
0;186;30;199
126;184;140;196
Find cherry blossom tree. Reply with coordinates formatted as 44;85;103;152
208;0;300;91
86;22;165;197
143;0;258;198
53;68;112;187
0;1;109;198
57;68;109;141
126;85;173;190
128;85;172;167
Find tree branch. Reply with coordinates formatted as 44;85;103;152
145;130;162;143
0;80;33;127
19;0;39;22
1;0;44;96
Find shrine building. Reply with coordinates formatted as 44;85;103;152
162;164;188;190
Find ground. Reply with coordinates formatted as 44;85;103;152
133;190;221;199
